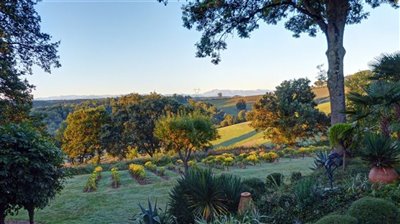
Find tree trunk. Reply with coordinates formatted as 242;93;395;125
28;206;35;224
183;160;189;175
325;1;348;125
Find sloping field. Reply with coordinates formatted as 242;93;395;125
202;95;262;115
317;101;331;114
211;122;269;148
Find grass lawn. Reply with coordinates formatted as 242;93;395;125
317;101;331;114
211;122;270;148
8;157;313;224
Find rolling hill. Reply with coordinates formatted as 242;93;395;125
211;122;270;148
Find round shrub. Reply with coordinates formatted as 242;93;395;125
348;197;399;224
315;215;358;224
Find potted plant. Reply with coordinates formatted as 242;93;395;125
361;133;400;183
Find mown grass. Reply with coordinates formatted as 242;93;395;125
202;95;261;115
317;101;331;114
8;157;313;224
212;122;269;148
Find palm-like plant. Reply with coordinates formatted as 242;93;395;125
348;52;400;137
370;52;400;82
168;169;244;223
347;81;400;137
361;134;400;168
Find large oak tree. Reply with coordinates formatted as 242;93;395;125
0;0;60;122
165;0;398;124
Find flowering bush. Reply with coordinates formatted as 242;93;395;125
129;164;146;180
111;167;120;188
246;154;259;165
84;171;99;192
260;151;279;163
144;161;157;172
202;156;216;166
95;166;103;173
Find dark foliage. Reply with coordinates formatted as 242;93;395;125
0;122;65;224
168;169;244;223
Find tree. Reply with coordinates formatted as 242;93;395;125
345;70;373;95
0;0;60;123
314;64;327;87
155;112;218;174
218;92;223;98
188;99;226;125
236;99;247;111
102;93;183;158
237;109;247;122
250;78;329;145
172;0;398;125
0;122;65;224
220;113;235;127
62;106;109;164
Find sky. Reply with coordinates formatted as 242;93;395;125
28;0;400;99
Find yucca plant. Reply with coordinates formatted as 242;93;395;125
361;134;400;168
169;169;244;223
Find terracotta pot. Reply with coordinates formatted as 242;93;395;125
368;167;399;184
238;192;254;215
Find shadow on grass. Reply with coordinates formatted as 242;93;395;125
214;130;258;148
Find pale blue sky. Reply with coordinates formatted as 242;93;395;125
29;1;399;98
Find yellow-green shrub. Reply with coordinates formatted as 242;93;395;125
246;154;259;165
260;151;279;163
129;164;146;179
94;166;103;173
83;171;98;192
188;160;197;168
144;161;157;172
111;167;120;188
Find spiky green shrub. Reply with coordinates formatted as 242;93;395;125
315;215;358;224
265;173;284;188
168;169;244;223
348;197;400;224
293;176;318;207
290;172;302;183
361;134;400;168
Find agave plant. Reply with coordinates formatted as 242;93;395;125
361;134;400;168
312;151;342;188
137;199;161;224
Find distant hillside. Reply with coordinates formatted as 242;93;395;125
211;122;269;148
201;86;331;115
200;89;270;97
35;95;116;101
